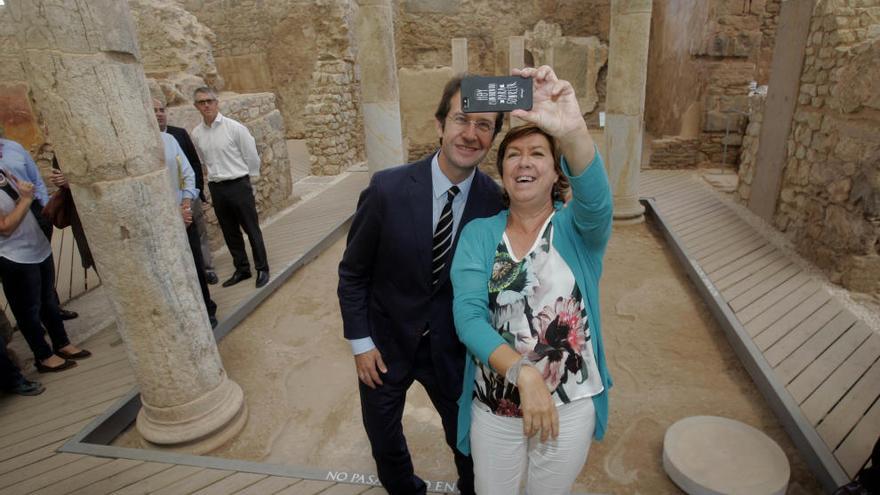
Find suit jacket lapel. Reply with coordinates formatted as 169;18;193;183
407;158;433;282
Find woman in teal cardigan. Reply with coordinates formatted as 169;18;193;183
451;65;613;494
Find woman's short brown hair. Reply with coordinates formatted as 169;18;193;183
495;124;570;206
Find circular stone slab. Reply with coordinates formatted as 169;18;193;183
663;416;790;495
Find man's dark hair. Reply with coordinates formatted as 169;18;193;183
434;74;504;138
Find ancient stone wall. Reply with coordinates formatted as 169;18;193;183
129;0;220;88
757;0;782;82
302;59;363;175
736;93;766;202
646;0;777;168
394;1;609;160
167;93;293;249
395;0;609;74
648;137;701;169
179;0;365;175
771;0;880;301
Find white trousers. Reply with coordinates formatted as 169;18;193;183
470;398;596;495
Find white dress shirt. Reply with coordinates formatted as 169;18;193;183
191;113;261;182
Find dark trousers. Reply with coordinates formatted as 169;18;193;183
207;177;268;274
359;337;475;495
0;255;70;361
187;223;216;318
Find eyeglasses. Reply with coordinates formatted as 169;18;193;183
448;114;495;135
195;98;217;106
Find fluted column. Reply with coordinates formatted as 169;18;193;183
356;0;405;173
10;0;246;454
605;0;653;223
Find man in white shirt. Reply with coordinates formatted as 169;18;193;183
190;87;270;289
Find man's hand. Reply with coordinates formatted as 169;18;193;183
354;348;387;389
180;200;193;226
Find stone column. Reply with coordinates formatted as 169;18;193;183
356;0;405;173
605;0;653;224
452;38;468;74
10;0;246;454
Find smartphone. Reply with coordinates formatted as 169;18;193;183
461;76;532;113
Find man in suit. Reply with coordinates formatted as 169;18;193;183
337;75;504;495
156;102;219;286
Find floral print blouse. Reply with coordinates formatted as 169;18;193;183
474;213;603;417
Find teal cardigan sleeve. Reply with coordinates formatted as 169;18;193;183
451;215;508;366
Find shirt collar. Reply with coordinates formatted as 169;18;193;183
431;152;475;200
207;113;225;129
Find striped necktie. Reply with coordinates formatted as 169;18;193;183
432;185;460;286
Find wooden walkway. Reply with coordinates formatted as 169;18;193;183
642;170;879;492
3;167;876;494
0;169;392;495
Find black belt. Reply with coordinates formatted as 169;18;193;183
210;175;248;184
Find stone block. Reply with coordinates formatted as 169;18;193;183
828;178;852;203
129;0;218;82
399;66;454;155
0;82;44;153
402;0;460;13
721;133;743;146
841;254;880;295
551;36;608;114
703;111;745;132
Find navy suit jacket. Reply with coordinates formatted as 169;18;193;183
338;154;502;397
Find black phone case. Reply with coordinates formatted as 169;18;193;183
461;76;532;113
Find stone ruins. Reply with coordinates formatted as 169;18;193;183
1;0;878;451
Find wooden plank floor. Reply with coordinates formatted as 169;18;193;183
0;169;387;495
642;170;880;487
5;167;875;493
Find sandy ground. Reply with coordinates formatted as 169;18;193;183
115;220;823;494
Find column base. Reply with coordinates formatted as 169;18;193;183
136;376;247;455
140;403;249;455
613;197;646;224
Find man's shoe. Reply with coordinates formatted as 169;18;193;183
59;309;78;320
255;270;270;289
5;376;45;396
35;358;77;373
205;271;219;285
222;271;251;287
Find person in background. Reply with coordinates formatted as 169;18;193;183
451;65;613;495
0;128;77;320
190;87;270;289
154;98;219;329
1;332;44;396
156;100;219;286
48;157;95;273
0;170;90;373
